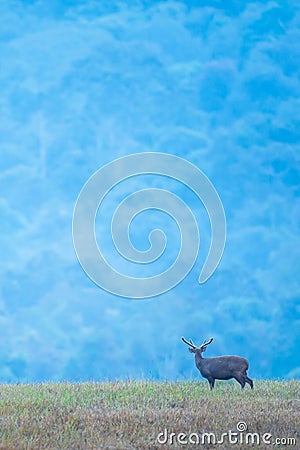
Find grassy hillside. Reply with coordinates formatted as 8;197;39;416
0;380;298;449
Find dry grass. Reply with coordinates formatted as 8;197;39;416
0;380;298;449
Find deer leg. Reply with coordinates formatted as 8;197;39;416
245;376;253;389
234;376;246;389
208;378;215;390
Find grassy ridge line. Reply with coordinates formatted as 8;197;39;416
0;380;298;449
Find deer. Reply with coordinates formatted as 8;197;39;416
182;337;253;390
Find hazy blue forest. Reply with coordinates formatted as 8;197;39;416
0;0;299;383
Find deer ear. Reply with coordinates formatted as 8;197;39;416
188;348;194;353
202;346;207;352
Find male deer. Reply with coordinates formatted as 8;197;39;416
182;337;253;390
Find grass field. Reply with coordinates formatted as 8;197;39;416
0;380;298;449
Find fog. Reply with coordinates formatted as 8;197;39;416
0;0;299;382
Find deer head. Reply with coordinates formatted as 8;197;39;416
181;336;213;355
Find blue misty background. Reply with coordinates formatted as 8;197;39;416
0;0;299;382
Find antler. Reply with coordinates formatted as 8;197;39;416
201;338;213;347
181;336;197;348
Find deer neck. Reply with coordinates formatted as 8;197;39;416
195;351;204;367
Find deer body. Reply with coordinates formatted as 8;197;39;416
182;337;253;390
